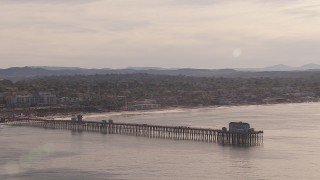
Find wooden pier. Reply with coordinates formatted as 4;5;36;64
2;119;263;146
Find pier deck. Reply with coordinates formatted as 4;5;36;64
2;119;263;145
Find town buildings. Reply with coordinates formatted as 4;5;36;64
127;99;160;110
6;92;57;107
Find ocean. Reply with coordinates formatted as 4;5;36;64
1;103;320;179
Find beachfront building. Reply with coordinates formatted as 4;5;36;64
6;92;57;107
127;99;160;110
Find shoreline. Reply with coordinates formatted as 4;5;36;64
47;101;320;120
2;101;319;120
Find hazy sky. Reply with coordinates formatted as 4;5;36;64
0;0;319;69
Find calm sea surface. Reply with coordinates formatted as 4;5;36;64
1;103;320;180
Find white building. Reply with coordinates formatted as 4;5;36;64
127;99;160;110
6;92;57;107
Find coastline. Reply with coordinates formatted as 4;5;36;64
47;101;320;120
2;101;318;121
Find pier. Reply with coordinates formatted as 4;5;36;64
1;118;263;146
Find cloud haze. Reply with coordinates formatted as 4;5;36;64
0;0;319;68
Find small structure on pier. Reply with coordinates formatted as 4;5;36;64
71;114;83;122
102;119;113;124
229;121;254;133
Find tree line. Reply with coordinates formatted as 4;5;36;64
1;73;320;110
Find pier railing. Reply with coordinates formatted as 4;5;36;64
2;119;263;146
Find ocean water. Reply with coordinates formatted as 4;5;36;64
1;103;320;179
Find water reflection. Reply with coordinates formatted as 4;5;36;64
71;130;83;136
1;103;320;179
1;168;117;180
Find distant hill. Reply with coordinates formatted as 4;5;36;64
300;64;320;70
126;67;172;70
30;66;84;71
0;66;238;81
237;63;320;71
262;64;297;71
1;64;320;81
